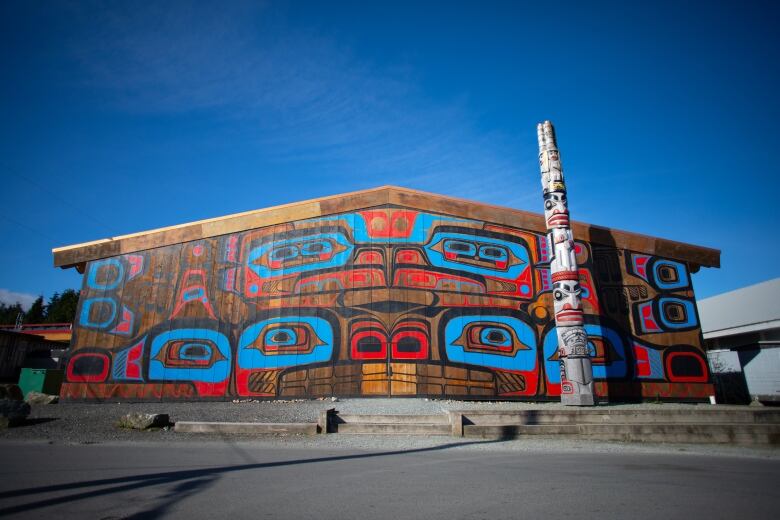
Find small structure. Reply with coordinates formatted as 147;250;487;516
699;278;780;403
0;330;67;382
0;323;73;344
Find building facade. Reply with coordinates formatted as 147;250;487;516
53;187;720;401
700;278;780;403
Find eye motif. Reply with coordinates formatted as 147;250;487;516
451;322;529;355
247;323;326;355
267;239;334;268
246;231;353;280
443;239;510;270
153;339;226;368
426;231;530;280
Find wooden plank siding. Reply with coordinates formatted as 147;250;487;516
53;186;720;270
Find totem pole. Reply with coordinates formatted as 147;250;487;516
537;120;595;406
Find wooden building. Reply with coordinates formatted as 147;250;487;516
53;186;720;402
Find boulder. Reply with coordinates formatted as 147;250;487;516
0;384;23;401
117;412;170;430
0;398;31;428
25;391;59;405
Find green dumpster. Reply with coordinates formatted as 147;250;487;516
18;368;64;398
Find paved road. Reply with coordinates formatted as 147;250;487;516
0;440;778;519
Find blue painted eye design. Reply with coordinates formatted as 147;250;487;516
442;240;510;269
452;322;523;354
247;322;326;355
247;232;353;278
153;339;226;368
480;327;512;347
428;232;526;276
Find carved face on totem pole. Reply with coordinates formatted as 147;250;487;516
540;150;563;192
560;327;589;357
543;192;569;228
551;271;584;325
550;229;577;271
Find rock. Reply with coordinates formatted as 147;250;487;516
25;391;59;405
0;384;23;401
0;398;31;427
116;413;170;430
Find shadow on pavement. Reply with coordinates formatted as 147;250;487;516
0;439;504;517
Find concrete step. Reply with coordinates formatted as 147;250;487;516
175;421;318;435
336;414;450;425
463;423;780;445
455;409;780;426
336;423;452;435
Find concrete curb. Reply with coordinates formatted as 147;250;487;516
174;421;318;435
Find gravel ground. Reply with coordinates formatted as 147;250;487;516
1;398;777;459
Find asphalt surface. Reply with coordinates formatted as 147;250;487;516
0;440;778;519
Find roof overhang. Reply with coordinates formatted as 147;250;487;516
52;185;721;271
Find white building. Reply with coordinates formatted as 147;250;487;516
699;278;780;403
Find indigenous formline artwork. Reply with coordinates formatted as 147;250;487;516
537;120;595;405
62;200;712;401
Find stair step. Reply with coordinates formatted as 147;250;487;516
456;409;780;426
175;421;318;435
337;423;452;435
337;414;450;425
463;423;780;445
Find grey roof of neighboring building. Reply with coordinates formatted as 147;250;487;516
698;278;780;339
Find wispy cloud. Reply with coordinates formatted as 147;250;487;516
0;289;38;310
64;2;539;209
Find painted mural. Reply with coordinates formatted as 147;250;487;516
62;205;712;401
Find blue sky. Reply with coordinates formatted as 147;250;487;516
1;0;778;308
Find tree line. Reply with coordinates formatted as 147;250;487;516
0;289;80;325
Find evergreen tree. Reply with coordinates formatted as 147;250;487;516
25;296;46;323
46;289;80;323
0;302;25;325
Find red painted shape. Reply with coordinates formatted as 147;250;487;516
351;330;388;360
391;324;430;359
224;268;237;291
125;339;144;379
393;268;485;292
641;304;661;332
171;269;216;319
226;235;239;262
394;249;424;265
110;306;134;335
665;351;709;383
194;379;230;397
125;254;144;280
634;344;651;377
634;255;650;279
235;368;277;397
578;269;600;313
297;269;386;292
360;210;418;238
356;250;384;265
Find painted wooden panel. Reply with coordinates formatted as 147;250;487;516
61;205;713;401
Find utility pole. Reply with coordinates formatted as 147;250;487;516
537;120;595;406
